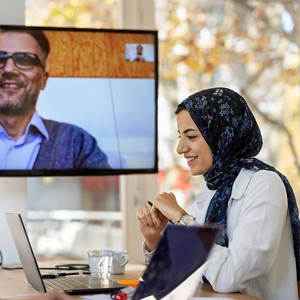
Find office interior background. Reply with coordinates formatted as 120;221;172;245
0;0;299;263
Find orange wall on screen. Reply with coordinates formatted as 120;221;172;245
43;31;155;79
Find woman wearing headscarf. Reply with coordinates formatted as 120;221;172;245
137;87;300;300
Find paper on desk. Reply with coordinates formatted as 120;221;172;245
80;295;111;300
80;296;234;300
0;294;38;299
189;297;233;300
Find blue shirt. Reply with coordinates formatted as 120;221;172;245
0;112;49;169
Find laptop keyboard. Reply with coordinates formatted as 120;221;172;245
44;278;89;290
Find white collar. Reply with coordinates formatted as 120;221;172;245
195;168;256;205
231;168;256;200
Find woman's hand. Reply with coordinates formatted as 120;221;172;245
137;204;168;251
152;192;187;225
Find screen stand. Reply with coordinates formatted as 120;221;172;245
0;178;27;264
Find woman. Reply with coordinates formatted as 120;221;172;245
137;87;300;300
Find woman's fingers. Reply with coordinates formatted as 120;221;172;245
137;205;157;228
157;209;169;223
143;206;156;228
151;206;162;227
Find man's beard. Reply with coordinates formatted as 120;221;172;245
0;71;38;116
0;93;33;116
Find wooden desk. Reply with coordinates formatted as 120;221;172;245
195;284;265;299
0;261;265;300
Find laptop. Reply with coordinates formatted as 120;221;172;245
6;212;220;299
132;223;220;300
5;213;125;294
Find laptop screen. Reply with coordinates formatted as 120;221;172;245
132;225;220;300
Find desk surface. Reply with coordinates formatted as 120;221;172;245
0;261;265;300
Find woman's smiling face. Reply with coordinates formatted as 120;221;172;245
176;109;213;176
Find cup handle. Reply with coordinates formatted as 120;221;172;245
120;254;129;268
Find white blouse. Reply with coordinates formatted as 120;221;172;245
190;168;297;300
143;168;298;300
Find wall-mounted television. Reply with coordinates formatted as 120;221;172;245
0;25;158;176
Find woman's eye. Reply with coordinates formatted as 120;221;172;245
187;135;196;140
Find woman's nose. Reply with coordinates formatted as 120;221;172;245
177;139;188;155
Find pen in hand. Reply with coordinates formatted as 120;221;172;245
147;201;175;224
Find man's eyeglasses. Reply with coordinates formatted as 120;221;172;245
0;52;45;71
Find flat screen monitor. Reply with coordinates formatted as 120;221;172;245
0;25;158;176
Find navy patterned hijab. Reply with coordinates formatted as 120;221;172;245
179;87;300;280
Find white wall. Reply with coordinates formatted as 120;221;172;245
119;0;155;30
0;0;25;25
0;179;27;264
0;0;26;264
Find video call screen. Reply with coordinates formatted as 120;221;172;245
0;25;158;176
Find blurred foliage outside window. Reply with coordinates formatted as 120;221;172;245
155;0;300;209
26;0;118;28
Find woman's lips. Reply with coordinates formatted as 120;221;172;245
187;157;197;166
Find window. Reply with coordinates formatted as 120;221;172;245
25;0;121;259
155;0;300;209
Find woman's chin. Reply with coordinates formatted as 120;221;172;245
189;168;202;176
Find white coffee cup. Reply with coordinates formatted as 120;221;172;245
111;250;129;275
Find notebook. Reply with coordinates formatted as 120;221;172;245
132;223;220;300
5;213;125;294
